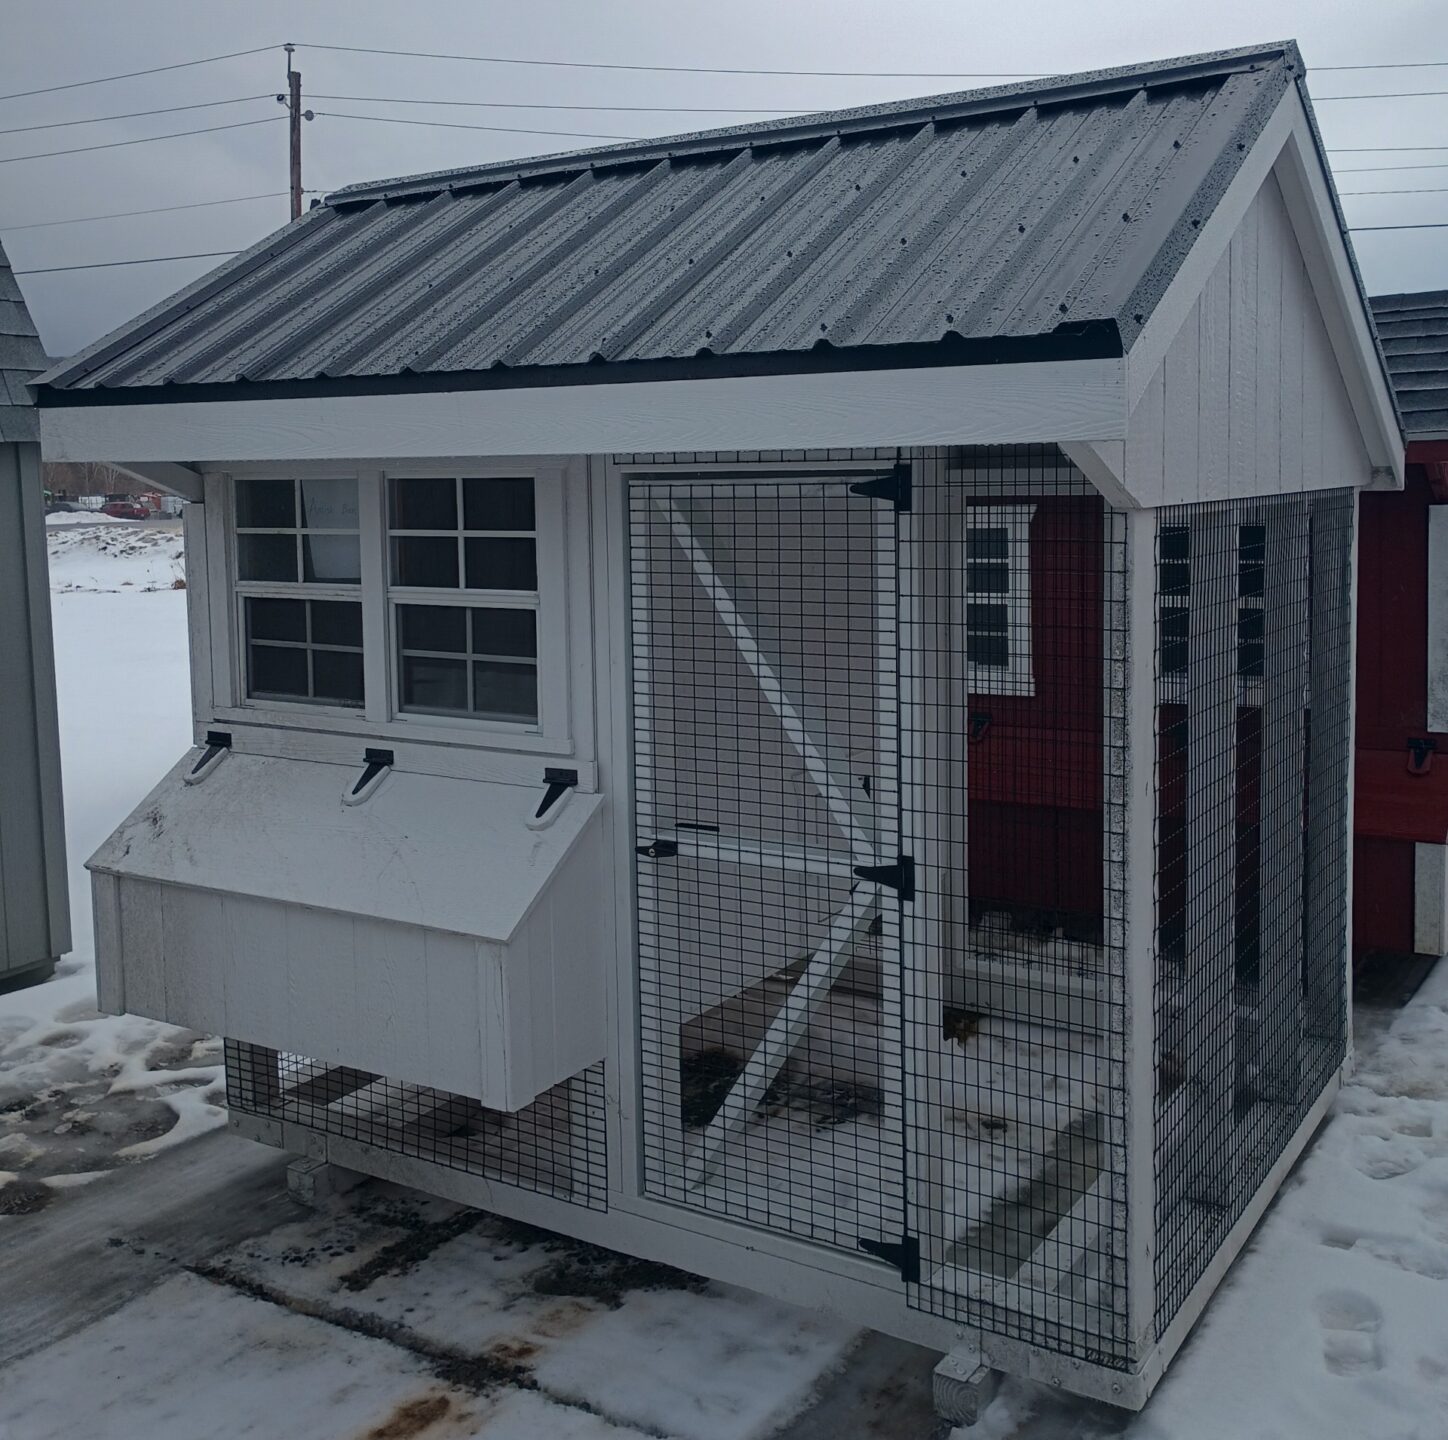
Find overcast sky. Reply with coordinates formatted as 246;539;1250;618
1;0;1444;358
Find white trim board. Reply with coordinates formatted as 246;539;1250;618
39;359;1127;464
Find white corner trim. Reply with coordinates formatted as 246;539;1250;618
1414;843;1448;957
39;358;1127;465
1058;440;1133;508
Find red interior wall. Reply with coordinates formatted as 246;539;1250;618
967;496;1103;928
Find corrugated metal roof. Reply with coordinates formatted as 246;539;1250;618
0;239;45;441
1371;291;1448;440
42;43;1310;397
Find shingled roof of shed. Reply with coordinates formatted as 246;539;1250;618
0;240;45;441
39;41;1356;401
1371;291;1448;441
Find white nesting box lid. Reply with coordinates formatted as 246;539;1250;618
88;750;604;943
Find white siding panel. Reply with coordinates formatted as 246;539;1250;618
1123;173;1372;503
117;878;167;1018
92;872;124;1015
159;885;227;1033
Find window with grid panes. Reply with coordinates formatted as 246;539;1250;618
963;504;1035;696
1158;521;1266;684
234;477;364;707
388;476;540;724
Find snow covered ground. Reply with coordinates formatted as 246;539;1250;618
2;524;1448;1439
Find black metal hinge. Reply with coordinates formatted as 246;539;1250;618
351;747;395;797
848;462;912;512
535;767;579;819
637;839;678;859
852;854;914;901
859;1232;920;1282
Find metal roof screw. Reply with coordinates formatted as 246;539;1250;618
1134;312;1144;324
900;236;908;244
945;313;954;324
1059;303;1069;313
1018;224;1025;234
1173;139;1182;149
1122;212;1131;222
820;322;828;331
1072;155;1080;163
704;329;712;338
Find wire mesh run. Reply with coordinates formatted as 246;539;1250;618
225;1040;608;1210
901;450;1130;1364
1152;489;1354;1336
631;471;903;1253
629;447;1132;1365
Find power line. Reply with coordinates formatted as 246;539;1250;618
1336;162;1448;173
311;93;799;115
13;250;240;275
1339;186;1448;195
0;45;277;103
1330;145;1448;152
1351;221;1448;231
1316;89;1448;101
0;115;284;166
0;95;274;138
301;42;1043;79
0;191;306;232
315;110;642;141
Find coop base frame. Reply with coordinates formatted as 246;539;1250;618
229;1057;1343;1413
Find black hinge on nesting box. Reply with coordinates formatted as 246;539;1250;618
535;767;579;819
1407;737;1437;776
637;838;679;859
848;462;911;512
852;854;914;901
859;1233;920;1282
188;729;232;776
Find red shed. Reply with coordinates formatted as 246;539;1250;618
1357;292;1448;967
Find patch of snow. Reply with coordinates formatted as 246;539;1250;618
45;522;184;593
0;566;221;1199
44;511;126;526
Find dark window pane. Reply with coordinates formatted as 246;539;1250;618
400;654;468;713
966;602;1009;634
398;603;467;653
249;643;308;699
1161;607;1189;674
472;661;538;723
302;534;361;584
967;562;1010;594
463;477;535;532
389;477;456;531
238;533;297;583
465;537;537;591
310;600;363;648
1239;524;1266;598
1161;526;1189;562
299;477;358;531
966;526;1009;560
470;607;537;658
312;649;365;707
236;478;295;529
246;596;306;643
391;535;459;587
966;634;1009;669
1238;607;1265;678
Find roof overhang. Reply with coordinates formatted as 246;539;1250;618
39;355;1128;464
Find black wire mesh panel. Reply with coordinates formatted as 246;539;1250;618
900;449;1132;1367
631;472;903;1253
225;1040;608;1210
1152;489;1354;1336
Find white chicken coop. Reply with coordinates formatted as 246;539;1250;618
38;43;1401;1416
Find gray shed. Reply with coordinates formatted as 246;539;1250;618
0;238;68;991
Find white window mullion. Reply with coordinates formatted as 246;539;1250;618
357;469;389;723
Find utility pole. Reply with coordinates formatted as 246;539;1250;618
278;43;312;221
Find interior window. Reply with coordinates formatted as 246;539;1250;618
963;506;1034;696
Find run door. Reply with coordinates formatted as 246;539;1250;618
630;470;907;1257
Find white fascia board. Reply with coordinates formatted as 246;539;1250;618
39;357;1126;465
1128;88;1404;487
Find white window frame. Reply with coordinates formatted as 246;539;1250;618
382;465;567;742
230;472;367;716
211;460;574;756
961;503;1035;698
